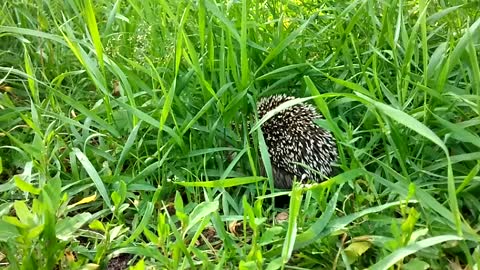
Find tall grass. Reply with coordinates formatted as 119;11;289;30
0;0;479;269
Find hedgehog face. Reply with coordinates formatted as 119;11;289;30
256;94;338;189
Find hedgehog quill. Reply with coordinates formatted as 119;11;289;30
256;94;338;189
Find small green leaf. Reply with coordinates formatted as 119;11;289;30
109;225;125;241
259;226;283;245
14;176;40;195
114;122;142;175
185;201;218;234
403;259;430;270
84;0;104;72
265;257;283;270
203;0;240;42
129;258;144;270
433;113;480;148
111;191;121;208
174;191;184;214
344;241;372;264
239;260;257;270
89;219;106;232
2;216;29;229
13;200;34;226
26;224;44;240
143;228;159;244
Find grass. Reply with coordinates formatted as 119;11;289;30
0;0;479;269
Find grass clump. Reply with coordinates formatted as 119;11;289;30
1;0;479;269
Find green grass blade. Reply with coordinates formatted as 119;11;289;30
114;121;142;176
83;0;104;73
22;44;38;103
281;183;303;263
123;201;154;245
175;176;265;188
256;13;317;74
294;186;341;250
355;93;447;153
204;0;240;42
448;17;480;74
52;89;120;137
240;0;249;88
370;235;463;270
73;148;112;209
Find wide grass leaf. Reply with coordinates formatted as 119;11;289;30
56;213;92;241
369;235;463;270
355;92;447;153
433;113;480;148
185;201;219;235
73;148;112;209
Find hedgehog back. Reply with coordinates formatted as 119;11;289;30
257;95;337;188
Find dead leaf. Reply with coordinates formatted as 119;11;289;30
229;220;242;236
275;211;289;223
112;80;120;97
68;193;97;209
65;250;76;262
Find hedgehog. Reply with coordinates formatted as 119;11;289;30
256;94;338;189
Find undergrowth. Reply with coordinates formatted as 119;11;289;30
0;0;479;269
